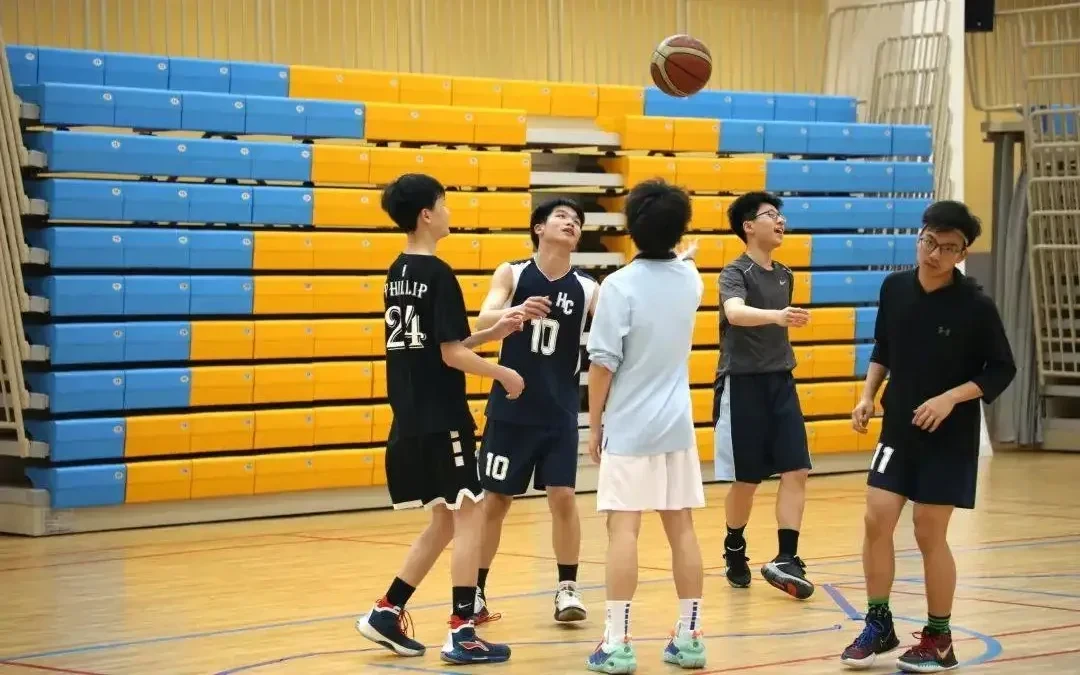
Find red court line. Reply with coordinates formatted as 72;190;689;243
987;646;1080;665
983;508;1080;523
0;661;106;675
833;584;1080;614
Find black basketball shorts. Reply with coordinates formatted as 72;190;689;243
866;419;980;509
478;419;580;497
386;423;483;510
712;371;812;483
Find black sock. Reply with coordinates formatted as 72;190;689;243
778;528;799;557
477;568;489;595
452;586;475;620
557;563;579;583
725;525;746;550
385;577;416;609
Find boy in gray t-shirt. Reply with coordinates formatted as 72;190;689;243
713;191;815;602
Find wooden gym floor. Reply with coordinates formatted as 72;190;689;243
0;451;1078;674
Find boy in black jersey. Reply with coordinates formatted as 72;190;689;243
356;173;526;666
471;198;597;626
839;200;1015;672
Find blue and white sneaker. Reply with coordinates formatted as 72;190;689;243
440;615;511;664
586;638;637;673
662;624;707;669
355;598;425;657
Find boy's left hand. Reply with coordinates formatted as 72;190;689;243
677;238;699;262
491;310;525;339
588;427;603;464
912;393;955;432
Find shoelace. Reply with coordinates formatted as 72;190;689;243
853;620;883;649
905;631;940;659
396;608;416;639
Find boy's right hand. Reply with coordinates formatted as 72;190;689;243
773;306;810;327
514;296;552;321
498;366;525;400
852;397;875;433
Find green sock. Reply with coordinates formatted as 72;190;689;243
927;613;950;633
868;597;890;614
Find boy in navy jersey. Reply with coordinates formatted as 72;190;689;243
356;173;526;666
472;198;598;625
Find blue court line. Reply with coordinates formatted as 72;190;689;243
823;584;860;619
809;535;1080;568
815;570;1080;600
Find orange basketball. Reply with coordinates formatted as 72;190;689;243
650;34;712;97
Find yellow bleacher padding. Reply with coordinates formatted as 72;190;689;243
365;102;475;144
313;276;383;314
289;65;399;103
371;448;387;486
874;383;885;414
695;235;729;269
190;411;255;453
446;193;481;228
312;188;394;228
695;426;713;462
775;234;812;269
599;234;633;259
789;307;855;343
550;83;599;118
797;381;859;417
313;405;374;446
477;152;532;189
452;76;504;109
254;363;315;404
312;232;389;270
689;349;719;386
480;233;535;270
311;145;371;186
859;417;882;451
313;319;380;358
253;451;317;494
792;346;814;379
600;155;677;186
399;73;453;106
674;118;721;153
796;344;855;379
472;108;528;146
597;85;645;118
618;116;674;152
125;459;193;503
254;276;315;314
191;456;256;499
597;195;624;215
693;311;719;346
372;404;393;443
478;192;532;229
807;419;860;454
190;321;254;361
501;80;552;115
458;275;492;312
721;157;768;192
690;196;735;231
190;365;254;406
675;157;723;192
253;320;314;359
368;147;480;188
466;371;485;395
316;448;380;489
254;408;315;450
691;387;713;424
793;272;811;305
469;399;487;431
440;234;483;270
253;231;314;271
125;414;191;457
372;360;386;398
702;273;720;307
313;361;373;401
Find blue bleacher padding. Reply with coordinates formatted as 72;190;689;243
253;187;314;226
763;121;808;155
188;184;254;224
124;275;191;315
894;198;930;228
248;143;313;182
245;95;307;136
1031;104;1079;136
851;234;895;267
773;93;815;122
809;235;855;267
26;370;125;413
182;91;247;134
104;52;170;90
38;47;105;86
169;57;231;93
25;419;126;463
783;197;895;231
893;234;918;266
810;271;888;304
893;162;935;193
230;61;290;97
855;307;878;341
814;95;858;123
891;125;933;156
123;182;190;223
123;229;191;269
718;120;764;153
183;137;253;180
6;45;38;87
766;160;899;194
27;227;124;269
26;323;126;365
28;275;126;316
28;131;122;175
38;83;116;127
730;92;774;121
125;322;192;362
189;230;254;269
847;162;896;193
124;367;192;410
304;100;365;139
807;123;892;157
643;88;731;119
190;275;254;315
855;343;875;377
113;86;183;130
25;464;127;508
27;179;125;221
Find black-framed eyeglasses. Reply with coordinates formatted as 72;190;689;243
918;235;964;256
755;209;784;222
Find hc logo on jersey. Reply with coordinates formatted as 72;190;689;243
554;292;575;316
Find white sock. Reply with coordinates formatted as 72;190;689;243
604;600;632;645
678;598;702;636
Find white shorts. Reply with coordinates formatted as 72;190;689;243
596;447;706;512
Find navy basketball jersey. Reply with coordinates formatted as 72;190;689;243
486;259;598;427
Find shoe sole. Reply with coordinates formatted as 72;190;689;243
726;574;751;589
586;662;637;674
663;653;707;669
760;564;815;600
896;661;958;673
355;618;425;657
840;636;901;669
441;651;512;665
555;606;587;622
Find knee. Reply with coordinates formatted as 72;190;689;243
546;487;577;518
484;493;513;521
606;513;641;540
913;512;948;551
863;507;894;541
781;469;809;487
429;508;456;544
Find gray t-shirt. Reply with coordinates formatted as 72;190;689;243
716;253;797;376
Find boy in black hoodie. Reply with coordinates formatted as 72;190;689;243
839;201;1016;673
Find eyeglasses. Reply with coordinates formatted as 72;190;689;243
918;235;964;256
755;210;784;222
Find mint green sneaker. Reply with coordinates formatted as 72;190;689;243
586;639;638;673
663;630;707;669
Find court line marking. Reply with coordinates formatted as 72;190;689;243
814;570;1080;600
831;583;1080;614
0;662;107;675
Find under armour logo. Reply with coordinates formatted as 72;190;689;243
937;326;951;336
554;291;575;315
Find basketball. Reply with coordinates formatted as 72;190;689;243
650;34;712;97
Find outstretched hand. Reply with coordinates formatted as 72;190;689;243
491;310;526;340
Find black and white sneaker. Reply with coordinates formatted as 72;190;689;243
724;545;752;588
761;554;815;599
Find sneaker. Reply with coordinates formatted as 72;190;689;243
662;623;707;669
586;638;637;673
760;554;815;599
472;589;501;626
554;581;588;623
723;545;752;588
355;598;426;657
840;614;900;669
896;629;958;673
440;615;511;665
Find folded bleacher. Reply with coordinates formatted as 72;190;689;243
5;44;932;526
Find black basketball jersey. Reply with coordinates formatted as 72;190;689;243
384;253;475;437
486;259;598;427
